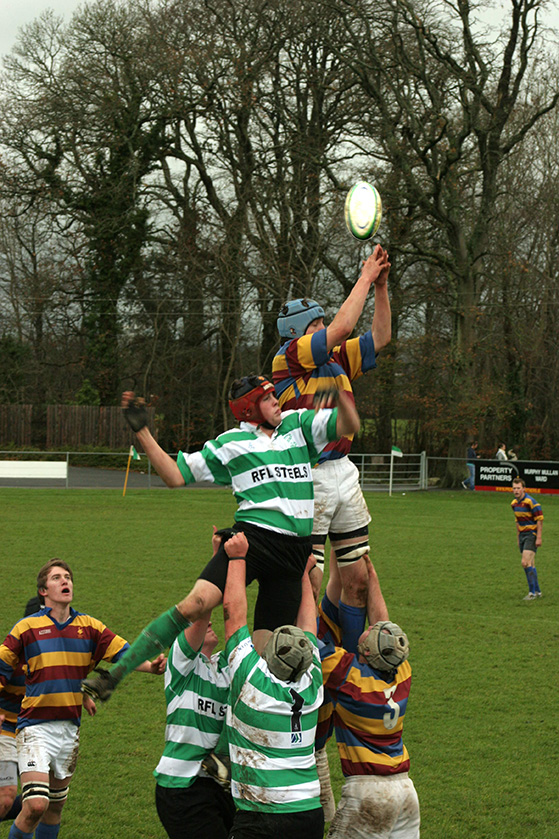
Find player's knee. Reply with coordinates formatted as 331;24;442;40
339;557;369;606
21;781;50;819
179;590;209;622
0;785;18;818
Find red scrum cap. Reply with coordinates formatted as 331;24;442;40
228;375;276;424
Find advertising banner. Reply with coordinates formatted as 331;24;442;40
475;460;559;495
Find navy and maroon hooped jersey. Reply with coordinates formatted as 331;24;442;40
0;607;129;730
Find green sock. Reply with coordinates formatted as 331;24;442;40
109;606;190;684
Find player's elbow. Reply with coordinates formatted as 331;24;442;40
337;415;360;438
162;470;186;489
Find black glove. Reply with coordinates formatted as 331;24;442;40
123;396;148;433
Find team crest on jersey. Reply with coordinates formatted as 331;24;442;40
290;732;303;745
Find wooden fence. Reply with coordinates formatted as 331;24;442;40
0;405;33;447
0;405;156;449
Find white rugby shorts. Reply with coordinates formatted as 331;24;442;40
312;457;371;537
329;773;420;839
17;721;80;780
0;732;18;785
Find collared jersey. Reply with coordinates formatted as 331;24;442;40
511;492;543;533
272;328;376;461
0;661;26;739
153;631;230;789
317;595;411;777
176;408;338;537
0;607;129;730
225;624;323;813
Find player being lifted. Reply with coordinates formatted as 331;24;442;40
273;244;391;605
83;374;359;702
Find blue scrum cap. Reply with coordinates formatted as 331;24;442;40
277;298;325;339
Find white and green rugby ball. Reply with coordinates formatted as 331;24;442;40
344;181;382;240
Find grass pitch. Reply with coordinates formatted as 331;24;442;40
1;487;558;838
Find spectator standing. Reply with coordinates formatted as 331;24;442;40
495;443;508;461
462;440;478;490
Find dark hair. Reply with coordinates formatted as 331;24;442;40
512;477;525;487
23;595;43;616
37;559;73;594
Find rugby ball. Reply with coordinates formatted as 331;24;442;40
344;181;382;240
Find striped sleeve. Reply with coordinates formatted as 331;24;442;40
0;624;24;686
299;408;339;462
331;332;376;381
86;617;129;665
177;442;234;486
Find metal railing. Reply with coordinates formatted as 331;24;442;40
1;449;469;492
350;452;428;491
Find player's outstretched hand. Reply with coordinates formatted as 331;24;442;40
361;244;390;287
122;390;148;433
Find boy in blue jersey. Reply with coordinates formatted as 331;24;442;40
0;560;165;839
272;244;391;605
511;478;543;600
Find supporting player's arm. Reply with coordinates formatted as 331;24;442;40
222;532;249;642
325;548;343;606
122;391;185;488
365;558;390;626
296;555;318;634
313;388;359;439
325;244;390;350
335;390;360;438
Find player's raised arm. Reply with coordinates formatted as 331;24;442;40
122;391;185;488
371;248;391;352
325;244;390;350
222;532;249;642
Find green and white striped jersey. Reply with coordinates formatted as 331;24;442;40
225;625;323;813
176;409;338;537
153;630;230;789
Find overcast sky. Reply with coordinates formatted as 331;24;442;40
1;0;84;58
1;0;556;60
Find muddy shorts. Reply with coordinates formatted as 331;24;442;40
329;773;420;839
17;721;80;780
